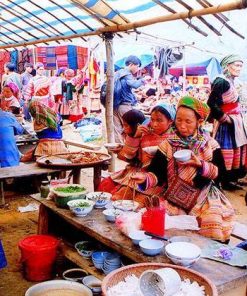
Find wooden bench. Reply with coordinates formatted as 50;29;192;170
0;163;61;206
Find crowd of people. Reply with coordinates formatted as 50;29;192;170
99;53;247;242
0;61;93;167
0;53;246;242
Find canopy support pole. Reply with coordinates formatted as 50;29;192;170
104;32;115;172
182;46;186;95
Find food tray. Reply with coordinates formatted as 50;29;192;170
36;152;111;168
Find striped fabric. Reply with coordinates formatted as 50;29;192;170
46;47;56;69
34;139;68;157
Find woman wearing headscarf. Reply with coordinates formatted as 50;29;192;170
132;97;235;242
0;82;21;114
29;101;68;158
106;103;176;207
208;54;247;190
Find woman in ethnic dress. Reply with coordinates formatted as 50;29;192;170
132;97;235;241
207;54;247;190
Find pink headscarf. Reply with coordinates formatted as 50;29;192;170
5;82;19;98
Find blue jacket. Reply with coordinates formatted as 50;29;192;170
0;110;24;167
116;68;144;106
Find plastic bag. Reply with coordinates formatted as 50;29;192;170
115;212;142;237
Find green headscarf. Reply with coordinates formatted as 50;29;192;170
177;96;210;120
220;54;243;70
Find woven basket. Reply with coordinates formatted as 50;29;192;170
102;262;218;296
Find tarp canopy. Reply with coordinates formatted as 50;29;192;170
169;57;222;81
1;0;246;77
0;0;247;53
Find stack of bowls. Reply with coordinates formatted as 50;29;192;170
91;251;110;269
102;253;121;275
165;242;201;267
128;230;151;245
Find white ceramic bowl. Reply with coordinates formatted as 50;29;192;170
129;230;151;245
139;239;164;256
142;146;158;156
82;275;102;294
102;209;123;222
173;149;192;162
165;242;201;260
86;192;112;208
67;199;95;217
25;280;92;296
166;252;200;267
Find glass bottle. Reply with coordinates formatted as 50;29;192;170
40;180;50;198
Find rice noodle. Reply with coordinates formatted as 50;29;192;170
107;275;206;296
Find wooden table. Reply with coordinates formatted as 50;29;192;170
0;158;108;206
0;163;60;206
33;196;247;295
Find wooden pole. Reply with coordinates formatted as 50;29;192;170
104;32;115;172
1;0;246;50
182;46;186;95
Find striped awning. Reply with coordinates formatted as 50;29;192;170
0;0;246;49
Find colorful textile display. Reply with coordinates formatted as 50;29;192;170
46;47;56;69
77;47;88;69
18;49;29;73
36;47;47;66
68;45;78;70
10;50;18;71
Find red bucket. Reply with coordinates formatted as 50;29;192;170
18;235;59;281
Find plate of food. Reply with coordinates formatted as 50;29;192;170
36;151;111;168
112;200;139;211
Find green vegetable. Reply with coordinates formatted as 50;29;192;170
75;201;90;208
77;242;94;251
55;186;85;193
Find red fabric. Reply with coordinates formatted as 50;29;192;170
0;52;11;74
68;114;84;122
55;46;67;55
221;102;240;114
97;177;119;194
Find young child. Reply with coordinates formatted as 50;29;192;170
99;103;176;208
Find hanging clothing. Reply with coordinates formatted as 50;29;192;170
155;47;183;79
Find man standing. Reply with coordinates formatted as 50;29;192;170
113;55;145;143
21;62;34;91
21;62;34;121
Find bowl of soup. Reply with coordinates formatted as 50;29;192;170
25;280;92;296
